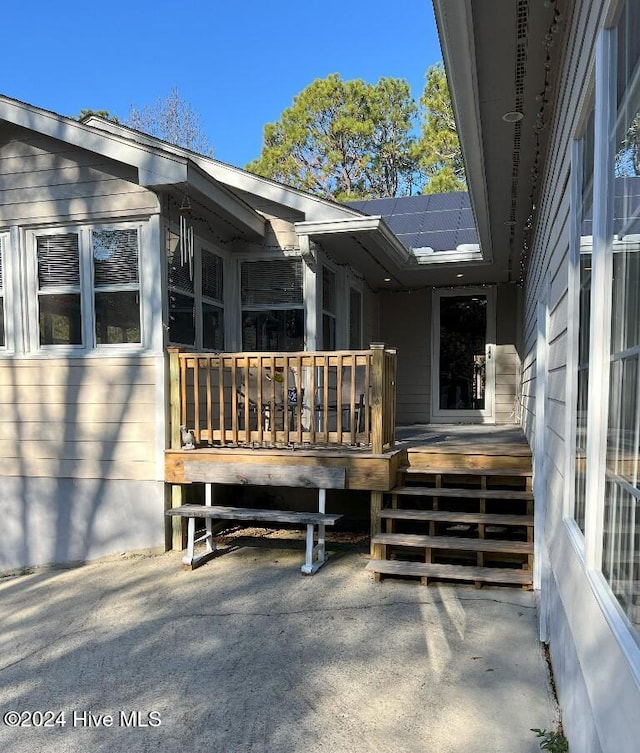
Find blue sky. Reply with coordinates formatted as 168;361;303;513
3;1;441;168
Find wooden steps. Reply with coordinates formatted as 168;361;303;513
380;508;533;527
369;459;534;588
365;560;532;585
372;533;533;554
398;465;532;477
392;486;533;500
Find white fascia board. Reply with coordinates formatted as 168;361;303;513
0;96;188;186
432;0;493;263
196;159;365;222
295;215;411;266
186;162;266;238
84;115;363;224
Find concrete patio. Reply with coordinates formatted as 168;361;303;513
0;544;558;753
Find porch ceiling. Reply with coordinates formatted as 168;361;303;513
433;0;567;284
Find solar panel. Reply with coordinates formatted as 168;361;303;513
343;192;478;251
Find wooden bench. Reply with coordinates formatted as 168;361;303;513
167;462;347;574
166;505;342;574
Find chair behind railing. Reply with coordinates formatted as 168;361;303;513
168;346;396;452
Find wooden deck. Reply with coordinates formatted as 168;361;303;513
165;425;531;488
165;425;534;587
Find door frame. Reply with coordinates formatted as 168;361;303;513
430;286;496;423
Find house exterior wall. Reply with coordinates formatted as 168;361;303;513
0;356;166;571
0;127;158;224
379;283;519;425
522;0;640;750
0;131;166;572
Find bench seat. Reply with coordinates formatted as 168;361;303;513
166;504;342;574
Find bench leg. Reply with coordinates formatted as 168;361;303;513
181;485;218;570
182;517;197;567
301;522;329;575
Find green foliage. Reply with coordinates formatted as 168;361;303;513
246;65;466;200
416;62;466;193
531;728;569;753
246;73;421;201
76;109;119;123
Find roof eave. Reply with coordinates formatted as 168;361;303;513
295;215;411;267
433;0;493;264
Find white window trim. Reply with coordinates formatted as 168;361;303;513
26;222;148;355
584;26;617;573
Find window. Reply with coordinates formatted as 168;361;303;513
349;286;363;349
601;0;640;634
37;233;83;345
241;258;304;351
167;230;195;346
92;229;140;345
575;108;595;532
167;232;225;350
34;225;141;349
322;266;336;350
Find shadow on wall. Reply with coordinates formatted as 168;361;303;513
2;352;163;572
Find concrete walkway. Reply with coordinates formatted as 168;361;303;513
0;545;557;753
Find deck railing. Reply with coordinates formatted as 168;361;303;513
168;344;397;453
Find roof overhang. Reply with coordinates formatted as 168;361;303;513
84;115;365;225
0;96;265;239
433;0;566;283
295;215;487;290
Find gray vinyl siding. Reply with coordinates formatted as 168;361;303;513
0;357;159;480
522;1;640;751
379;284;520;425
0;126;159;226
379;288;431;424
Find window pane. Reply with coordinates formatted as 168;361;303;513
349;288;362;349
95;291;141;344
202;249;223;302
37;234;80;287
602;482;639;635
242;309;304;351
323;313;336;350
241;259;303;306
167;230;193;293
322;266;336;315
93;229;139;286
203;303;224;350
169;291;195;346
39;294;82;345
574;106;594;531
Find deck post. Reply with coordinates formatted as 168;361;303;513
370;490;383;539
370;343;385;454
168;347;184;551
